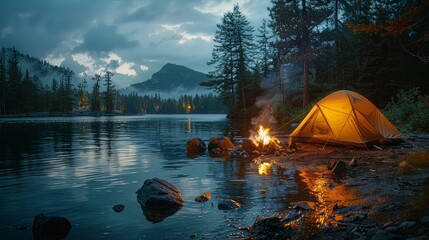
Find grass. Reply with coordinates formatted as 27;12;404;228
399;151;429;174
405;151;429;168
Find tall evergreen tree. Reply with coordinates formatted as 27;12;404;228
256;19;274;77
269;0;331;107
63;68;74;112
7;47;21;113
91;74;101;112
0;47;6;114
202;4;255;112
103;71;116;113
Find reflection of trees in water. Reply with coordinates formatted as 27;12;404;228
0;123;45;172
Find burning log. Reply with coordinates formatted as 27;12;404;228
248;125;286;155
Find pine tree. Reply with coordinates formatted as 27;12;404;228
103;71;115;113
202;4;255;112
7;47;21;113
0;47;6;114
269;0;331;107
91;74;101;112
256;19;273;77
63;68;74;112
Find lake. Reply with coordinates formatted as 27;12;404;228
0;114;300;239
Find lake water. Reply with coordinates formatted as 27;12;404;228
0;114;303;239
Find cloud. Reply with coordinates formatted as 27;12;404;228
72;51;137;77
140;65;149;71
116;62;136;76
44;54;65;67
194;0;252;17
160;23;212;44
76;24;138;52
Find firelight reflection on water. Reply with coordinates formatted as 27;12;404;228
0;114;361;239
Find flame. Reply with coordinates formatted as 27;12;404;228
258;162;272;175
250;125;280;147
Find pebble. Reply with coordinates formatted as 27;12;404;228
421;216;429;224
385;226;400;233
400;221;417;229
383;221;394;229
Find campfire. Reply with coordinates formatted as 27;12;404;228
250;125;281;149
234;125;289;157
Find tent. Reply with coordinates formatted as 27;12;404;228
289;90;402;147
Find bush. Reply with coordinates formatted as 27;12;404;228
384;88;429;133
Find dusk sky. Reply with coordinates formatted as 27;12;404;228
0;0;271;88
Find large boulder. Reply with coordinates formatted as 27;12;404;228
136;178;184;223
186;138;207;158
241;139;258;153
208;137;234;153
32;214;71;240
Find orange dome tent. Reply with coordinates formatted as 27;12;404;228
289;90;402;148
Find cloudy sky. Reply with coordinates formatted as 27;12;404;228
0;0;271;88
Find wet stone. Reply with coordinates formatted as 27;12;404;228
290;201;316;210
195;192;211;203
217;199;240;210
112;204;125;213
385;226;400;233
383;222;395;229
421;216;429;224
352;214;367;222
400;221;417;229
32;214;72;240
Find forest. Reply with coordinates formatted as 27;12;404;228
0;47;226;115
201;0;429;132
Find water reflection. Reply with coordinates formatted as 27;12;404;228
0;115;365;239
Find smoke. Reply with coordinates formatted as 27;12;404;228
251;64;302;128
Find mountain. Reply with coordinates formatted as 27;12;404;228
131;63;209;92
3;47;78;88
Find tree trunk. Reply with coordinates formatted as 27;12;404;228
303;59;309;107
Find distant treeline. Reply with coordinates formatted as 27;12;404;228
122;93;226;114
0;47;226;115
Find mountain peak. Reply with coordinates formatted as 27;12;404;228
131;63;208;92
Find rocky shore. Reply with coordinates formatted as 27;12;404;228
246;134;429;239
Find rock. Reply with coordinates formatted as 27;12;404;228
241;139;258;152
208;137;234;153
274;151;281;156
250;216;291;240
367;228;401;240
400;221;417;229
383;222;395;229
349;158;358;167
217;199;241;210
290;201;316;210
195;192;211;203
32;214;72;240
352;214;367;222
186;138;207;157
385;226;400;233
421;216;429;224
112;204;125;213
331;160;347;175
190;232;197;238
136;178;184;223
